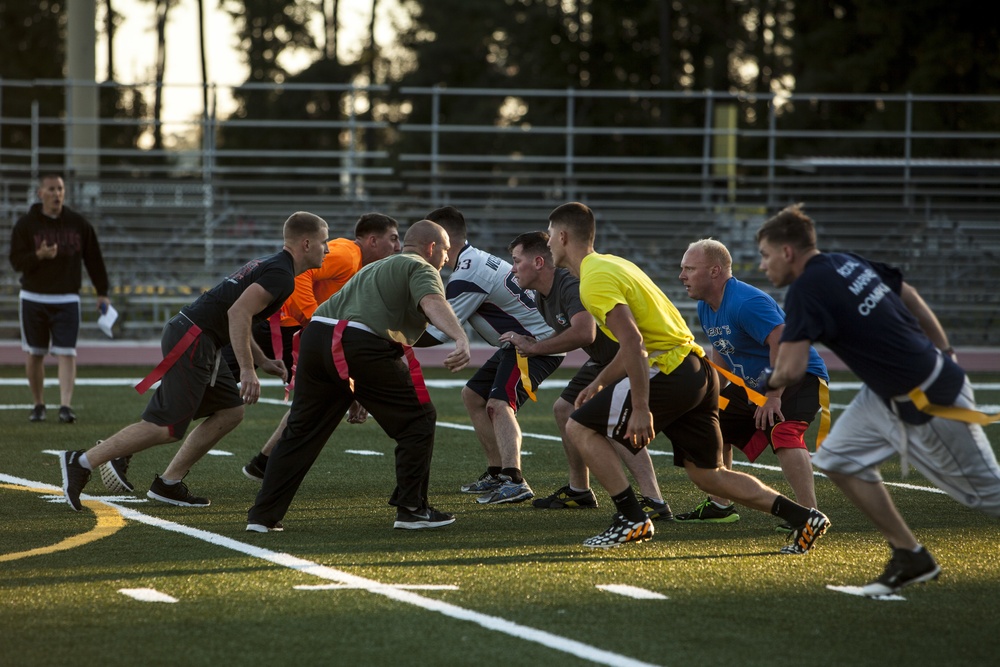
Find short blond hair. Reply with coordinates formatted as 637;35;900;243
687;239;732;274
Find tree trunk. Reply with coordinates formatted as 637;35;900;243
197;0;208;120
105;0;116;81
152;0;169;151
331;0;340;63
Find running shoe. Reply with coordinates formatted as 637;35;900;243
641;495;674;521
532;485;598;509
243;453;268;482
99;449;134;493
583;513;654;548
674;497;740;523
393;506;456;529
779;508;831;555
460;471;503;494
246;521;285;533
147;474;211;507
476;476;534;504
859;546;941;596
60;450;91;511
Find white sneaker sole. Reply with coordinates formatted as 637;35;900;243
393;517;456;529
246;523;284;533
99;462;134;494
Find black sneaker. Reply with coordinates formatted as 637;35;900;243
393;506;456;529
246;521;284;533
242;453;268;482
99;448;134;494
780;508;831;555
583;512;654;549
29;404;46;422
532;485;599;509
859;547;941;597
147;474;211;507
58;406;76;423
60;450;91;511
674;497;740;523
641;495;674;521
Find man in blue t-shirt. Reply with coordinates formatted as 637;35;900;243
756;204;1000;597
678;239;829;529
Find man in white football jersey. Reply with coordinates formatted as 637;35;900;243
417;207;564;505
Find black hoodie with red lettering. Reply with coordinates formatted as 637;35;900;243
9;203;109;296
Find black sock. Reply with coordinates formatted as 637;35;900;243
501;467;523;484
770;495;812;526
611;486;646;523
487;466;502;477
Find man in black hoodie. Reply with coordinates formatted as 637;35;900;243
8;174;110;424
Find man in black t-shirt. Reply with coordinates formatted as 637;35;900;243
756;204;1000;597
59;212;330;512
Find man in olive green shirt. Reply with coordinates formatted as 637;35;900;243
246;220;470;532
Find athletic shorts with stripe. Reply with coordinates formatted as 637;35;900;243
19;296;80;356
812;381;1000;516
719;374;822;462
570;352;724;469
465;346;563;411
141;314;243;439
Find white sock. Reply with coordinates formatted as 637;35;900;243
710;500;732;509
161;477;181;486
79;453;93;470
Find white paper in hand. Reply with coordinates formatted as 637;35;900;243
98;304;118;338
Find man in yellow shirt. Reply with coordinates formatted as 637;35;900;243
547;202;830;553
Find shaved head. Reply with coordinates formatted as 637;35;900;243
404;219;447;247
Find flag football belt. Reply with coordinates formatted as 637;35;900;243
135;314;202;395
707;359;831;449
316;316;431;405
516;352;537;402
895;353;1000;425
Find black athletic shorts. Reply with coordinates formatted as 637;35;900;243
570;352;724;469
465;346;563;411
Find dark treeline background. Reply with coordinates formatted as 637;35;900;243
2;0;999;162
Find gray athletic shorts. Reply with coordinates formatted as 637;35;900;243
813;382;1000;517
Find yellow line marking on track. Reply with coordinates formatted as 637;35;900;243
0;483;126;562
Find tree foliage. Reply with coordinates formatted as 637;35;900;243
786;0;1000;157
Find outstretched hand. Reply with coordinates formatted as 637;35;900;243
259;359;288;384
445;339;471;372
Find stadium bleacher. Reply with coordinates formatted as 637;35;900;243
2;84;998;344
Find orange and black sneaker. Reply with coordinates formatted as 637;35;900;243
780;508;831;554
583;513;654;549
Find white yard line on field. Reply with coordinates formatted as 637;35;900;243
0;472;662;667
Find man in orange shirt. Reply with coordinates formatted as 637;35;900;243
237;213;400;480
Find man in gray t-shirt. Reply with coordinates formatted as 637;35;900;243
498;231;673;520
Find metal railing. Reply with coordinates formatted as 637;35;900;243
1;80;998;343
